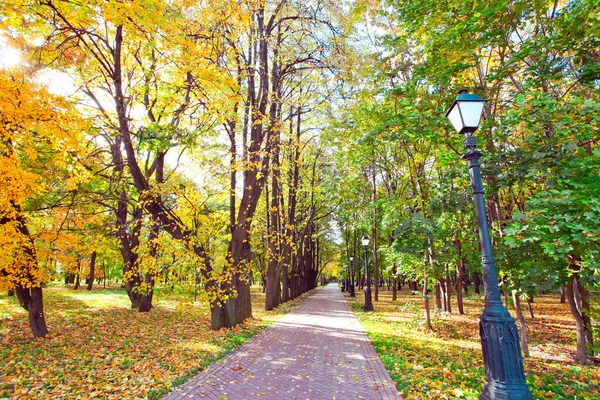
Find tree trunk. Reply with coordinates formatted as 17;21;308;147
577;279;594;357
372;164;378;302
444;268;452;314
473;271;481;294
86;251;97;291
16;286;48;338
392;264;397;301
527;297;534;319
423;281;432;330
454;233;465;314
566;275;588;364
73;260;81;290
8;289;14;296
434;283;442;312
512;290;530;357
282;266;289;302
210;227;253;330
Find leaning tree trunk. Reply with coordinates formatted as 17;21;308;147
512;289;530;357
566;274;588;365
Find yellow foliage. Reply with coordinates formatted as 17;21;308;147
0;70;88;290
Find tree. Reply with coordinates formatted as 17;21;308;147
0;70;87;337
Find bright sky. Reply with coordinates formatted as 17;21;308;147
0;40;21;69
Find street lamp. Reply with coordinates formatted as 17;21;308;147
446;89;532;400
361;235;373;311
349;256;355;297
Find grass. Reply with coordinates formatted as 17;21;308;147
347;288;600;400
0;282;316;399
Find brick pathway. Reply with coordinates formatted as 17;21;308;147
162;284;401;399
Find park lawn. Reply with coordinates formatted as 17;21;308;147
348;288;600;400
0;282;312;399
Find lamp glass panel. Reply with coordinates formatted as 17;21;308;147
446;103;464;133
458;101;485;128
361;238;369;246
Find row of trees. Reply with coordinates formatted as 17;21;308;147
1;0;348;336
329;0;598;365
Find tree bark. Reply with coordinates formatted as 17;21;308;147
392;264;397;301
434;283;442;312
9;210;49;337
16;286;48;338
512;290;530;357
444;267;452;314
454;232;465;314
423;281;432;330
73;260;81;290
372;164;378;302
527;297;534;319
577;279;594;357
473;271;481;294
86;251;96;291
566;274;588;364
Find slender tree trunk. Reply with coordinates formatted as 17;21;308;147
372;164;378;302
512;290;530;357
434;283;442;312
473;271;481;294
560;286;566;303
566;274;588;365
444;267;452;314
455;233;465;314
86;251;96;291
392;264;397;301
73;260;81;290
423;280;432;330
527;297;534;319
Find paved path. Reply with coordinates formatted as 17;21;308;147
162;284;400;399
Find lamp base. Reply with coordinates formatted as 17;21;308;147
479;303;532;400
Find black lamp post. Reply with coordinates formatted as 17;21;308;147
349;256;355;297
361;235;373;311
445;89;532;400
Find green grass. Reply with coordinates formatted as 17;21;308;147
347;288;600;399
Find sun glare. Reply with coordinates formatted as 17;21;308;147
0;45;21;69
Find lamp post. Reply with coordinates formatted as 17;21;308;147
445;89;532;400
349;256;355;297
361;235;373;311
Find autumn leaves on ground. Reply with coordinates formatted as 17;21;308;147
3;283;599;400
348;289;600;400
0;285;312;399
